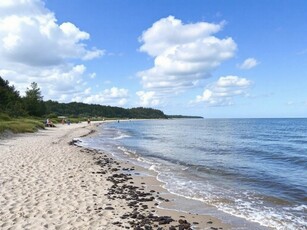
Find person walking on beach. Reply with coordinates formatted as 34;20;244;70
87;118;91;125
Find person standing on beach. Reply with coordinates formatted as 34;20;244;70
87;118;91;125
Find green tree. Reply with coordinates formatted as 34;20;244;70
24;82;46;117
0;76;26;117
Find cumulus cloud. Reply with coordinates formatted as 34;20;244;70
193;76;252;106
238;58;259;70
75;87;129;106
0;0;123;105
0;64;87;99
0;1;104;66
138;16;237;96
136;91;160;107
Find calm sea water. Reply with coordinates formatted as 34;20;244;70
79;119;307;229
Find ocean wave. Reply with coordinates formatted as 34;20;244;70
156;171;307;230
113;133;131;140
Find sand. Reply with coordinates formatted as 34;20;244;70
0;122;231;230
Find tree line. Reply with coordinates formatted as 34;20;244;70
0;76;167;119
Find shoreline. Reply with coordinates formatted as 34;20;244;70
80;121;269;230
0;122;247;229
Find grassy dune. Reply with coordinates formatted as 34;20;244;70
0;114;45;134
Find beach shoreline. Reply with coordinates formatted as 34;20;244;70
0;121;235;229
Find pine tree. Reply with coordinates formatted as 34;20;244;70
24;82;46;117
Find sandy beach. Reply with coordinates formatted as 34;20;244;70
0;122;231;230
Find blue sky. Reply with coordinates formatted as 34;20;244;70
0;0;306;118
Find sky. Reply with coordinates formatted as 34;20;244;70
0;0;306;118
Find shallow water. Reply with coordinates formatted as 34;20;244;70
80;119;307;230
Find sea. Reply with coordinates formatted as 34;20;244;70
78;118;307;230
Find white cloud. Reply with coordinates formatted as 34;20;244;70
194;76;252;106
0;0;110;104
216;76;251;87
238;58;259;70
83;48;105;61
139;16;224;57
136;91;160;107
0;2;104;66
79;87;129;106
89;72;96;79
138;16;237;96
1;64;87;99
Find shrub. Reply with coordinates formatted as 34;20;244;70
0;113;11;121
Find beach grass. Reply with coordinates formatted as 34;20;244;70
0;113;45;134
0;112;121;134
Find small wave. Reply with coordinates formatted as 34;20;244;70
284;204;307;211
117;146;137;156
151;163;307;230
116;146;158;169
217;201;307;230
149;164;157;171
290;139;307;144
159;174;307;230
113;134;131;139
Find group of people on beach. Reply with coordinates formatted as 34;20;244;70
45;118;55;127
61;119;71;125
45;118;92;127
45;118;71;127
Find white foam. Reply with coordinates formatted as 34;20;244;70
216;199;307;230
286;204;307;211
151;166;307;230
113;133;131;140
